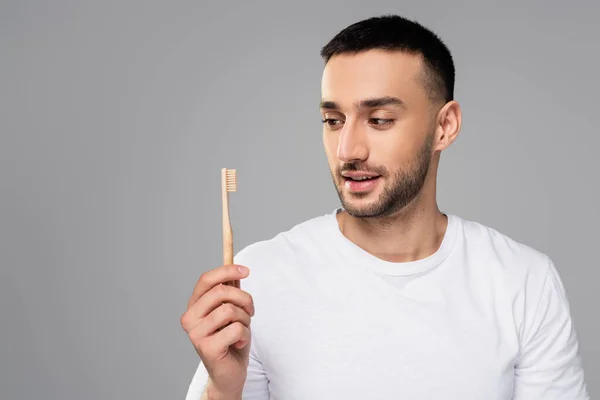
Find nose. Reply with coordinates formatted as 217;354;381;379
336;119;368;164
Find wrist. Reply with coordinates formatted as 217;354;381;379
202;379;242;400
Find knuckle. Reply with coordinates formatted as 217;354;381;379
221;303;237;316
198;271;210;285
180;312;191;329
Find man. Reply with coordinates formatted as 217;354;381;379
181;15;589;399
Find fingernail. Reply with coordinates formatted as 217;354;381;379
237;266;249;274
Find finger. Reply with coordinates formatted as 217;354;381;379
181;284;254;333
209;322;251;357
187;264;250;309
197;302;252;338
190;283;255;321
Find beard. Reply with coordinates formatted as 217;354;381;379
332;132;434;219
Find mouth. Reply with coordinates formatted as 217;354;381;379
341;174;382;193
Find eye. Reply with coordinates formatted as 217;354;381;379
368;118;394;126
321;118;344;127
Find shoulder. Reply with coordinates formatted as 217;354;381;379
453;215;561;321
457;215;553;280
453;216;573;338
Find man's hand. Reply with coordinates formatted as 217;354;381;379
181;264;255;398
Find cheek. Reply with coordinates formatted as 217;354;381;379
370;127;421;166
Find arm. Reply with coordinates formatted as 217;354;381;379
513;259;589;399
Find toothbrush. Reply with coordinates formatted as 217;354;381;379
221;168;239;288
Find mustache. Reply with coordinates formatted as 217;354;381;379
338;163;387;176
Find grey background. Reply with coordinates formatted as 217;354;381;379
1;1;598;399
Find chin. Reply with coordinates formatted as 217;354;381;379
340;197;381;217
342;204;380;218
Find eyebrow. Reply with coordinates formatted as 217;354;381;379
320;96;405;111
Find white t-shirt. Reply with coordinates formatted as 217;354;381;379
185;209;589;399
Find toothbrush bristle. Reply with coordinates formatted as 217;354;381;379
225;169;237;192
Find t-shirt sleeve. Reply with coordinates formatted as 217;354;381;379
513;258;589;399
184;336;269;400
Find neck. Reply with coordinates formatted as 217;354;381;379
336;187;448;263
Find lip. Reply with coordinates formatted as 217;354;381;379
341;171;381;178
342;175;381;193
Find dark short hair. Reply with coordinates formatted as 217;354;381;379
320;15;455;104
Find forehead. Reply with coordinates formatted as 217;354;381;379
321;49;425;106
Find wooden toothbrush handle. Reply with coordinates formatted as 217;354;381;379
222;217;240;288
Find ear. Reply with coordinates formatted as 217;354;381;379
433;100;461;151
